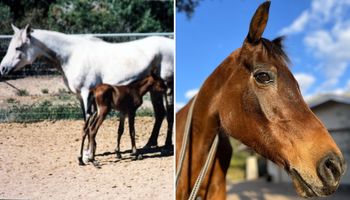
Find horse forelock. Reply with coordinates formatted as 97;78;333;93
261;36;290;66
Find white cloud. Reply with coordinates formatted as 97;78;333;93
176;88;199;112
304;30;333;56
280;0;339;35
294;73;316;94
176;102;185;111
343;79;350;92
325;79;350;95
304;27;350;89
282;0;350;92
185;88;199;99
333;88;346;95
280;11;310;35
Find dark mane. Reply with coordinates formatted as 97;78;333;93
261;36;290;64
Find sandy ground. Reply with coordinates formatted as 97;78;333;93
0;76;66;97
0;117;174;200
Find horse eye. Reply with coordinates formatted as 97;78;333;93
254;72;272;84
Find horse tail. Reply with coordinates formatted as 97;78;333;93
87;90;96;115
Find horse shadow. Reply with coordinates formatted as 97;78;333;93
93;145;173;167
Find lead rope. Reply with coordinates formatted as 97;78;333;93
175;95;219;200
176;95;198;187
188;134;219;200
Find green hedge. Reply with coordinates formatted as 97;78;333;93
0;100;154;123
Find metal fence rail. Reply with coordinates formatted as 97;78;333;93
0;32;174;39
0;32;173;123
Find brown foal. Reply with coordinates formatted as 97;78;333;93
78;73;166;167
176;2;346;200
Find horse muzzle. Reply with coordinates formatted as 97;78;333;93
290;153;346;198
317;153;346;194
0;65;13;76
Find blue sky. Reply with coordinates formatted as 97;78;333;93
176;0;350;110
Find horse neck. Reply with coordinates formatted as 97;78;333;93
130;78;154;97
31;30;77;64
186;50;240;168
193;51;238;136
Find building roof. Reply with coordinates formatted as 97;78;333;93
308;93;350;108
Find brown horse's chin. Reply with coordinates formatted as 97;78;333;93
289;169;339;198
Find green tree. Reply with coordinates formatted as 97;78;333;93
1;0;57;34
48;0;173;33
176;0;202;18
0;2;13;34
0;0;173;34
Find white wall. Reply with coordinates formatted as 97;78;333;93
312;101;350;130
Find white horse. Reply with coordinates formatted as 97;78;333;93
0;24;174;155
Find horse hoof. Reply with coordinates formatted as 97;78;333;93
131;154;143;161
78;157;85;166
92;160;101;169
137;154;143;160
164;144;174;151
161;147;174;156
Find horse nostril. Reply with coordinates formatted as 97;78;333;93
318;153;343;188
1;67;7;75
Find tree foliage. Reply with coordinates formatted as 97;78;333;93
176;0;202;18
0;0;173;34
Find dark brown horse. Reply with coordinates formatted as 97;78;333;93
78;73;166;167
176;2;346;199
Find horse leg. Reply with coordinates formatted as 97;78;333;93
87;110;107;168
86;111;99;157
144;91;166;148
87;121;101;168
164;84;174;150
78;114;94;165
80;89;91;121
115;113;125;160
128;111;142;160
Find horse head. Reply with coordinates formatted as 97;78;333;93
150;72;167;93
0;24;38;76
218;2;346;197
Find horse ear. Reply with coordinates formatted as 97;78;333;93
11;24;20;33
272;36;285;49
20;24;31;43
24;24;32;37
246;1;271;44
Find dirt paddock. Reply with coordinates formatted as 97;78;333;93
0;117;174;200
